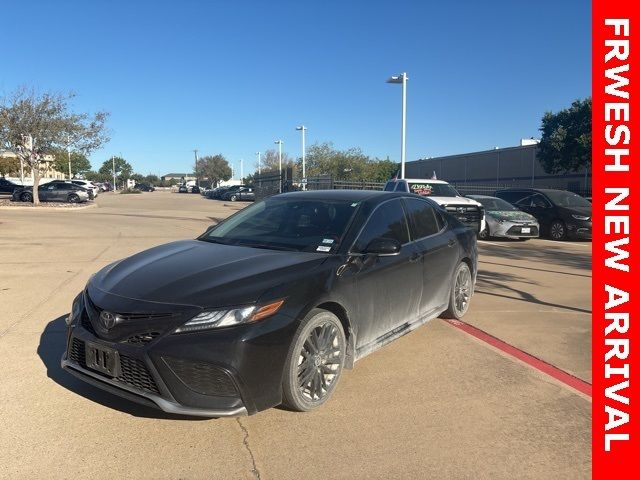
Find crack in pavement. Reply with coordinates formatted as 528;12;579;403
236;418;261;480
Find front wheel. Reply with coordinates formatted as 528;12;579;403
68;194;80;203
282;309;346;412
441;262;473;319
230;195;237;202
478;227;490;240
20;192;33;202
549;220;566;240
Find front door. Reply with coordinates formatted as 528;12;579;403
352;199;423;350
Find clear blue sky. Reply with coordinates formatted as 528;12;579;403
1;0;590;177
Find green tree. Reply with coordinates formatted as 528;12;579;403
85;170;111;183
99;156;133;187
144;174;160;184
364;159;399;182
0;155;21;177
260;149;295;174
0;87;109;204
51;148;92;178
538;98;592;174
195;154;232;186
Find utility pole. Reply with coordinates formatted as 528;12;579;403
193;149;199;186
296;125;307;189
275;140;283;193
111;155;117;191
255;151;261;174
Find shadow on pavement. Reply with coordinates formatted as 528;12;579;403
479;241;592;271
37;315;208;421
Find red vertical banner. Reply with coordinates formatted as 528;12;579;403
592;0;637;477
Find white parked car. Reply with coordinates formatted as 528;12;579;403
384;178;486;234
71;180;100;199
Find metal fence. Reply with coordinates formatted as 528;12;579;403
254;174;591;200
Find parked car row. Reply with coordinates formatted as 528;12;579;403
204;185;255;202
11;180;94;203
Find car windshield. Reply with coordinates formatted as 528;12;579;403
200;197;360;253
407;182;460;197
473;197;517;211
543;190;592;208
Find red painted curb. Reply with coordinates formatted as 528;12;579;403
442;319;592;397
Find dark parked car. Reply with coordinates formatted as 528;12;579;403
222;186;255;202
190;185;200;194
212;185;239;199
0;178;22;195
178;184;189;193
62;190;477;416
135;183;155;192
12;182;90;203
494;188;592;240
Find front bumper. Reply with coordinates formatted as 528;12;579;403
487;218;539;238
62;301;298;416
566;220;592;239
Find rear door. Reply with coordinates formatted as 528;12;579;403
403;198;458;315
514;193;554;230
352;198;423;349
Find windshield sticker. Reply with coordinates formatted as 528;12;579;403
351;202;358;207
316;245;332;252
409;183;433;196
322;239;334;244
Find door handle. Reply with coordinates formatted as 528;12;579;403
447;239;457;247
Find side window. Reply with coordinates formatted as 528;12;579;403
497;191;524;204
383;181;396;192
404;198;441;239
394;182;408;192
56;183;72;190
354;199;410;251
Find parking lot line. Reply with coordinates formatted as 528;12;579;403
442;318;592;397
534;239;592;247
477;240;514;247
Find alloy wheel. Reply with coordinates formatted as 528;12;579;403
297;322;342;401
454;265;472;316
550;221;566;240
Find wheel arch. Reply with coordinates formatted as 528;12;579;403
314;301;356;369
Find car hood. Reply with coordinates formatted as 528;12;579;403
90;239;328;308
426;196;482;207
487;210;537;223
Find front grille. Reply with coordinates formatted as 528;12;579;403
80;310;96;335
126;332;161;344
163;357;238;397
68;337;160;395
506;225;539;236
444;205;482;231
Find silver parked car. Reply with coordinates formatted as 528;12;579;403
12;182;90;203
468;195;539;240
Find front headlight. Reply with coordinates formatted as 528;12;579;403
66;293;84;326
571;214;590;221
174;299;285;333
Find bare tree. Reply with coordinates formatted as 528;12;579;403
260;149;295;174
0;87;109;204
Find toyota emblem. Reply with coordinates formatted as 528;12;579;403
99;311;117;330
456;207;466;213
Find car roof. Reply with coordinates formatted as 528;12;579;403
270;189;432;206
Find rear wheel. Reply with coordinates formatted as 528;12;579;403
20;192;33;202
230;194;237;202
68;194;80;203
282;309;346;412
441;262;473;319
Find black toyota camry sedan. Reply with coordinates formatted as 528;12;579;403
62;190;477;416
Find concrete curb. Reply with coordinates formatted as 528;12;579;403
0;202;99;212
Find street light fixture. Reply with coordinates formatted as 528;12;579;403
296;125;307;189
255;151;261;174
274;140;283;193
386;72;408;179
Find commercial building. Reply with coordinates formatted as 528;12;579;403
405;141;591;195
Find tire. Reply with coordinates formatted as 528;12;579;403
282;308;346;412
549;220;567;241
20;192;33;203
68;194;80;203
441;262;473;320
230;195;237;202
478;227;490;240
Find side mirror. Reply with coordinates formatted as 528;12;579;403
364;237;401;256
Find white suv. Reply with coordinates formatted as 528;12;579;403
384;178;485;233
71;180;100;199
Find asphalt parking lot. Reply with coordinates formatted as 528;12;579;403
0;191;591;479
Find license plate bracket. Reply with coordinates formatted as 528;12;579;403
521;227;531;233
85;341;121;377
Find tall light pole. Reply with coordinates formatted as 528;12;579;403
240;158;244;182
255;151;261;174
193;149;199;186
386;72;408;179
67;146;72;179
275;140;283;193
296;125;307;189
112;155;116;191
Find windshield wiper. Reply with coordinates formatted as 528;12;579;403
235;241;299;252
